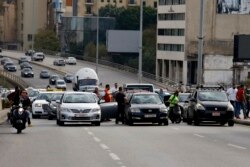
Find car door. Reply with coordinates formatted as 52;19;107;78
99;101;117;120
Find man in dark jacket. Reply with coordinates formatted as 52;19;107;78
115;87;126;124
20;90;32;126
7;86;20;105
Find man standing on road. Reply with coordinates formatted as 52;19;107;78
226;85;237;112
115;87;126;124
110;83;118;101
235;85;247;119
103;84;112;102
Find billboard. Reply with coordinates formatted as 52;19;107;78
106;30;139;53
233;35;250;62
217;0;250;14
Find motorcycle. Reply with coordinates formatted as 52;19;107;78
169;105;182;124
8;105;19;125
12;105;29;134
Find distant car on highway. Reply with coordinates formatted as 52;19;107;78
4;62;17;72
40;70;50;79
19;56;31;64
63;74;73;83
31;52;45;61
56;92;101;126
21;68;34;78
65;57;77;65
124;92;169;126
55;79;67;90
53;58;65;66
1;57;12;65
49;74;60;85
20;62;32;70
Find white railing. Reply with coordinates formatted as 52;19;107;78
0;70;29;89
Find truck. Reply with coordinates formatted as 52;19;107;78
73;68;99;92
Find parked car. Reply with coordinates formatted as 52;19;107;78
53;58;65;66
56;92;101;126
65;57;77;65
40;70;50;79
4;62;17;72
63;74;74;83
20;62;32;70
21;68;34;78
32;52;45;61
124;92;169;126
25;49;35;56
19;56;30;64
49;74;60;85
55;79;67;90
183;87;234;126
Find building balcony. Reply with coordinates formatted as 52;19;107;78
85;0;94;5
128;0;137;6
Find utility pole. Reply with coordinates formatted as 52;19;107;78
197;0;205;85
96;0;99;75
31;0;35;50
138;0;143;83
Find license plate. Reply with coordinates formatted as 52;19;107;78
212;112;220;116
144;114;157;118
75;113;87;117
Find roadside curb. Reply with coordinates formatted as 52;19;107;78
234;119;250;126
0;109;9;124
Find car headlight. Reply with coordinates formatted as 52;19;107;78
227;103;234;112
196;103;205;110
91;108;101;113
130;108;140;113
35;103;42;107
160;107;168;113
61;108;71;113
25;72;28;75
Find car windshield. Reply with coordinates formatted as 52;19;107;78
23;69;31;72
36;93;54;101
41;70;48;73
179;94;190;102
57;81;65;85
51;75;59;79
131;94;162;104
51;94;63;101
198;91;228;102
63;94;96;103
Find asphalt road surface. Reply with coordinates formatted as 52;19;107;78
0;120;250;167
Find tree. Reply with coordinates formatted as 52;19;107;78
34;29;60;51
84;42;108;59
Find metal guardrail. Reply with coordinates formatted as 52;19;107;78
0;70;28;89
35;49;179;91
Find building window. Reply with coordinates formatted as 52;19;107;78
86;5;92;14
107;0;110;3
66;0;72;6
120;0;122;3
158;29;185;36
158;43;184;52
159;0;185;6
27;34;33;41
154;1;157;8
158;13;185;20
101;0;104;2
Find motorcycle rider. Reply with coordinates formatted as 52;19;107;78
19;90;32;126
7;86;21;123
168;90;179;123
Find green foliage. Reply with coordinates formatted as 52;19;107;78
84;42;108;59
34;29;60;51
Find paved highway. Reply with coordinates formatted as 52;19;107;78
1;51;250;167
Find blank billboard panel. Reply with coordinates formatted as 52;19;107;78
234;34;250;62
106;30;139;53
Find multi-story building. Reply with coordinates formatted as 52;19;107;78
0;0;17;49
17;0;48;50
74;0;157;16
156;0;250;85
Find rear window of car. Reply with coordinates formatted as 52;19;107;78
198;91;228;102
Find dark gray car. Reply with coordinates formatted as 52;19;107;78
20;62;32;70
21;68;34;78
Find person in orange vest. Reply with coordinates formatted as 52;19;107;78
103;84;112;102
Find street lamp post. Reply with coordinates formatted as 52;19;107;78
31;0;35;50
197;0;205;85
138;0;143;83
96;0;99;75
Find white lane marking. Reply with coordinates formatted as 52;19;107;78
93;137;101;142
100;143;109;150
172;127;180;130
228;143;247;150
194;134;205;138
109;153;121;161
88;131;94;136
121;166;126;167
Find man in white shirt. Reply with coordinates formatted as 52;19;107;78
110;83;118;100
226;85;237;110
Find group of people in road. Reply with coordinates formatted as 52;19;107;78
227;84;250;119
93;83;127;125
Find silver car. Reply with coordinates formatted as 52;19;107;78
56;92;101;126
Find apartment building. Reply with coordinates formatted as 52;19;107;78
17;0;48;50
156;0;250;85
0;0;17;49
75;0;157;16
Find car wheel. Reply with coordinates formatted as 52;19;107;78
175;116;182;124
92;121;101;126
32;114;39;119
228;120;234;127
220;121;227;126
186;113;192;125
128;118;133;126
57;119;64;126
164;120;169;126
48;115;53;120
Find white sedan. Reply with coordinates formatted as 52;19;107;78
65;57;77;65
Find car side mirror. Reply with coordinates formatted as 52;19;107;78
184;100;189;103
190;98;196;103
56;100;61;104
